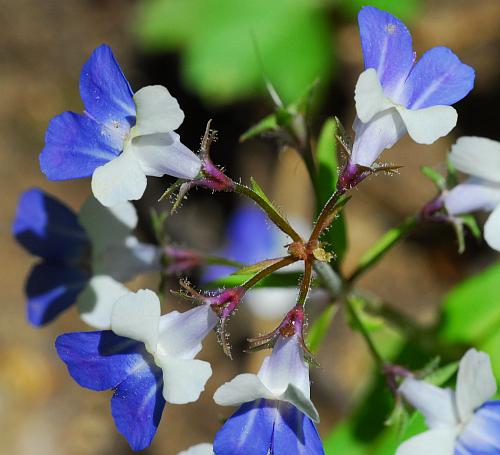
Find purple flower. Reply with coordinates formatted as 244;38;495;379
12;188;159;327
350;7;475;167
39;45;201;206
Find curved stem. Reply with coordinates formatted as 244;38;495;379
241;256;297;290
297;260;313;307
234;182;303;242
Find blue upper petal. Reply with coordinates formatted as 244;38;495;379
358;6;414;97
13;188;89;263
456;401;500;455
40;111;123;180
26;263;88;326
403;46;475;109
213;400;276;455
56;331;165;451
111;363;166;451
203;205;278;282
79;44;135;129
272;402;325;455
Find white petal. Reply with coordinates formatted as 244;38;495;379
257;334;311;400
110;289;160;354
449;136;500;183
350;110;407;167
244;288;297;320
399;378;458;428
355;68;394;123
177;443;213;455
76;276;129;329
157;304;218;360
444;178;500;215
279;384;320;423
213;373;274;406
484;205;500;252
91;150;147;207
395;105;457;145
456;349;497;421
131;132;201;180
157;356;212;404
78;196;137;255
132;85;184;136
396;429;458;455
93;236;162;282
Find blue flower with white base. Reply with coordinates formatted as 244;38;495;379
213;319;324;454
351;7;475;168
443;137;500;252
39;44;201;206
397;349;500;455
56;289;219;450
13;188;160;327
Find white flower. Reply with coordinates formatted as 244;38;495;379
111;289;218;404
214;331;319;422
444;137;500;251
397;349;499;455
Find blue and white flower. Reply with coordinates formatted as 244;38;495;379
40;44;201;206
56;289;218;450
350;6;475;168
13;188;160;327
397;349;500;455
212;308;324;454
443;137;500;251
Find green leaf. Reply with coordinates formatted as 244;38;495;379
306;304;339;354
232;257;285;276
346;296;385;333
206;271;302;289
423;361;459;386
420;166;446;191
316;118;347;262
250;177;274;207
136;0;333;104
324;421;367;455
440;262;500;344
240;114;279;142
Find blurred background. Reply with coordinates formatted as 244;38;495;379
1;0;499;453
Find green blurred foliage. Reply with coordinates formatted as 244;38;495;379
440;262;500;376
335;0;421;21
135;0;333;105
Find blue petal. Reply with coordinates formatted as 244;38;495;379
358;6;414;97
13;188;89;263
272;402;325;455
213;400;276;455
79;44;135;129
26;263;88;326
56;331;151;391
404;46;475;109
40;111;122;180
456;401;500;455
203;205;278;282
111;362;166;451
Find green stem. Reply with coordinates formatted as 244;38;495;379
348;215;420;284
313;261;343;299
234;182;302;242
346;296;384;367
241;256;297;290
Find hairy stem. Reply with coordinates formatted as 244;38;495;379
242;256;297;290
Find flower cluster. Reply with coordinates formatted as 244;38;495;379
13;5;500;455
